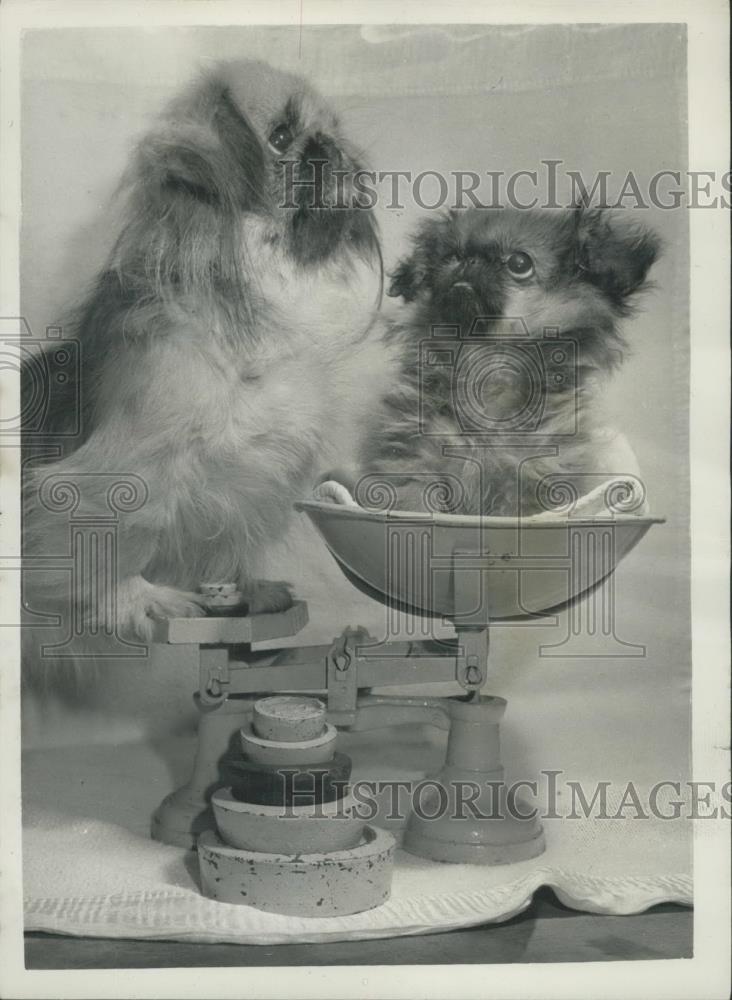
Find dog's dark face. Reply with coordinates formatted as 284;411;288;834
119;60;380;334
388;206;660;369
217;60;378;265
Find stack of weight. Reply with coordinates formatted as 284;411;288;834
198;695;396;917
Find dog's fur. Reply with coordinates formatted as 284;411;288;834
22;60;385;660
355;205;661;515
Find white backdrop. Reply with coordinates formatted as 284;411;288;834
20;24;690;797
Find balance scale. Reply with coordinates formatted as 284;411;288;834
151;501;661;871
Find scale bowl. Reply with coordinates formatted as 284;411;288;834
295;501;664;621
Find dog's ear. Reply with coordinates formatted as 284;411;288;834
117;76;268;317
387;216;453;300
133;82;265;212
577;208;662;305
387;252;429;301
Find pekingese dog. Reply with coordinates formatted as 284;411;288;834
23;60;385;651
352;204;661;516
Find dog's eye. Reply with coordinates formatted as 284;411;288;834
506;252;534;279
268;123;294;153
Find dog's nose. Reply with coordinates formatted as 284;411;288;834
302;133;343;170
451;256;483;281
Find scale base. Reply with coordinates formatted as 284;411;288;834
403;820;545;865
149;609;546;866
151;789;214;850
401;697;547;865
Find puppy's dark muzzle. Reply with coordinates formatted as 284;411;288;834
452;255;499;283
446;261;485;299
433;259;505;325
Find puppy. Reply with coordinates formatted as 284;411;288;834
22;59;384;656
355;204;660;516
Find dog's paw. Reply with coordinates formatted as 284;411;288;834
243;579;294;615
145;585;208;622
115;576;207;640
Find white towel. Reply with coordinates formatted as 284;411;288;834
23;732;691;945
313;475;649;518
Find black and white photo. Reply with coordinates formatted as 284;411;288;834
0;2;729;997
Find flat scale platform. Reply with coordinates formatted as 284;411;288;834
151;600;309;645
